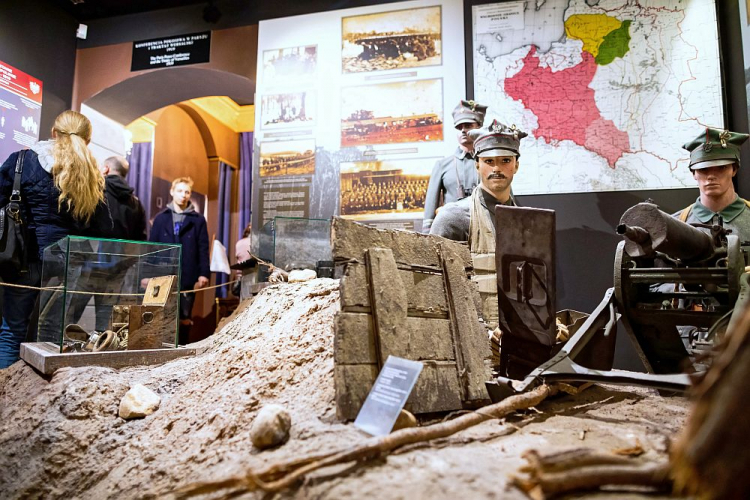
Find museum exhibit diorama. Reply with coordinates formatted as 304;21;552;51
3;0;750;499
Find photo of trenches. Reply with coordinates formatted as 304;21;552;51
341;79;444;147
342;6;442;73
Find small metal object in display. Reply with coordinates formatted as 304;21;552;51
142;275;176;307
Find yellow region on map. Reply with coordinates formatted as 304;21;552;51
564;14;622;57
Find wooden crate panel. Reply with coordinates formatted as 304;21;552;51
406;317;454;361
335;364;378;420
332;217;471;269
400;270;449;316
340;262;448;317
406;361;462;414
439;242;492;402
334;312;376;364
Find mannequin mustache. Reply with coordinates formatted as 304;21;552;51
487;172;507;180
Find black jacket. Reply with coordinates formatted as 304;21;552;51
100;175;147;241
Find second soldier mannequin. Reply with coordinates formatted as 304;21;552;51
422;100;487;233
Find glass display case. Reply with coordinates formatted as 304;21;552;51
37;236;182;353
255;217;331;271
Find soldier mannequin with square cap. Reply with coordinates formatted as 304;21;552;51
430;120;526;329
422;100;487;233
676;127;750;240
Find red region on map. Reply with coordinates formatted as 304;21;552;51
505;46;629;168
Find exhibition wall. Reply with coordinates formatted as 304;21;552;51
0;0;77;135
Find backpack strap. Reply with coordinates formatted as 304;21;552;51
678;204;693;222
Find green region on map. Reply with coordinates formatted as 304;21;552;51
596;20;631;65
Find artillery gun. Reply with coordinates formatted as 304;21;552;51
486;202;749;401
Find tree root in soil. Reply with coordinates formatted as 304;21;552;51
172;384;558;498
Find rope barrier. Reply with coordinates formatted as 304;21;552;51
0;279;239;296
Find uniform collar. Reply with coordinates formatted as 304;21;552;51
692;195;746;223
455;147;472;161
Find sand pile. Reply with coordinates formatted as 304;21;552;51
0;278;691;499
0;278;372;499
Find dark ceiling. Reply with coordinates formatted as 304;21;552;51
49;0;213;21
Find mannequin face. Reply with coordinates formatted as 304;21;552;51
692;164;737;199
477;154;518;198
457;122;480;150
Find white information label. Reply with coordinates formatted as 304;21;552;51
354;356;423;436
474;1;525;34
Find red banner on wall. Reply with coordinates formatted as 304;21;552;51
0;61;43;105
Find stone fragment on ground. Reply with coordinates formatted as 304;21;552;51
392;409;417;431
118;384;161;419
251;403;292;449
289;269;317;282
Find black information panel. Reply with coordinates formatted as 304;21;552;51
131;31;211;71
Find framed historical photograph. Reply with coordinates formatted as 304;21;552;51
341;78;444;147
262;45;317;86
342;6;442;73
259;139;316;177
260;91;316;129
339;158;436;220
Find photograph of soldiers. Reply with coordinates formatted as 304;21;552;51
261;91;315;128
342;6;441;73
341;79;443;147
339;159;433;220
259;139;316;177
262;45;317;86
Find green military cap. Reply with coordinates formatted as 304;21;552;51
470;120;528;158
683;127;749;170
452;99;488;129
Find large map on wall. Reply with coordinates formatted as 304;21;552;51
473;0;723;195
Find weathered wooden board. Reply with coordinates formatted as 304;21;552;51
340;262;448;317
366;248;409;364
406;361;462;414
335;313;454;364
333;218;493;419
332;217;472;269
439;242;492;402
334;312;376;364
335;364;379;420
407;317;454;361
19;342;195;376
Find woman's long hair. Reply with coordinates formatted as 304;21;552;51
51;110;104;223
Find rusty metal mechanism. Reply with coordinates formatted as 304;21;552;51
487;202;744;402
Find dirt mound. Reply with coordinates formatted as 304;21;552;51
0;278;690;499
0;279;370;499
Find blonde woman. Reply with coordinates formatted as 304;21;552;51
0;110;107;368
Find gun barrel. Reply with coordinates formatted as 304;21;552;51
616;224;651;244
618;203;714;261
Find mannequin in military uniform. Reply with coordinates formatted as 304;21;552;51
676;127;750;240
422;100;487;233
430;121;526;329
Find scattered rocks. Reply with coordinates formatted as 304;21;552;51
250;404;292;449
289;269;317;282
119;384;161;420
392;409;417;431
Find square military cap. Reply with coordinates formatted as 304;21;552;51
471;120;528;158
683;127;749;170
452;99;487;129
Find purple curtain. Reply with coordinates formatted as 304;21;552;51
239;132;253;234
126;142;153;231
215;161;233;298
